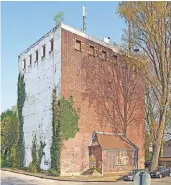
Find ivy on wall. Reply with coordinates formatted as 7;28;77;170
50;88;80;176
16;73;26;168
60;96;80;140
29;134;46;173
38;140;46;171
29;135;38;173
50;89;61;176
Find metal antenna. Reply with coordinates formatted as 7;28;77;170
83;5;86;33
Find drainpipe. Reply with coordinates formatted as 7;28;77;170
101;160;103;176
137;149;139;169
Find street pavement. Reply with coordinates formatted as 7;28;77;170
1;170;171;185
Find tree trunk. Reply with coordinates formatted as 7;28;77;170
150;138;162;170
150;110;167;171
159;136;164;157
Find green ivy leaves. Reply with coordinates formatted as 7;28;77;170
29;135;46;173
16;73;26;168
50;88;80;176
60;96;80;140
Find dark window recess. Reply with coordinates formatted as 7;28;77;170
42;45;46;57
89;45;95;56
36;50;38;61
29;55;32;66
23;59;26;70
50;39;54;52
75;40;81;51
101;50;107;60
113;55;117;64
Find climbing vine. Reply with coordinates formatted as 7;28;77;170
50;88;80;176
50;89;61;176
16;73;26;168
29;135;38;173
38;140;46;171
29;135;46;173
60;96;80;140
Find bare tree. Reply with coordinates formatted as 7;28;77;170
82;51;144;136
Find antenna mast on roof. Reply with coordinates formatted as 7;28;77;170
83;5;86;33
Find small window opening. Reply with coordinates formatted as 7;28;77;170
36;50;38;61
29;55;32;66
101;50;107;60
23;59;26;70
75;40;81;51
113;55;117;64
89;45;95;56
50;39;54;52
42;45;46;57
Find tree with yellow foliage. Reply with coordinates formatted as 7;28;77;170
118;1;171;170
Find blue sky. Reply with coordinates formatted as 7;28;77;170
1;1;125;112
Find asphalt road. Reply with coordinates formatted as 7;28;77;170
1;170;171;185
114;178;171;185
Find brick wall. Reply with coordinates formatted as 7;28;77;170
60;28;145;175
102;150;134;173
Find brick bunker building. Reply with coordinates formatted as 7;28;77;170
18;23;145;176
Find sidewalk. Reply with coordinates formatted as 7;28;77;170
1;168;121;182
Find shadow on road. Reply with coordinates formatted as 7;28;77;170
1;176;37;185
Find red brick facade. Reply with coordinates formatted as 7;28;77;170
60;27;145;175
102;150;135;173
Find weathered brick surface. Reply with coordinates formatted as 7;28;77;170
60;28;145;175
102;150;134;173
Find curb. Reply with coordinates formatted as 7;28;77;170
1;168;118;182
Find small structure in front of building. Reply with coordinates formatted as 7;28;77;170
159;139;171;167
163;139;171;157
88;131;139;174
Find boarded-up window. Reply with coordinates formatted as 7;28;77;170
89;45;95;56
50;39;54;51
35;50;38;61
116;150;128;166
75;40;81;51
42;45;46;57
101;50;107;60
29;54;32;66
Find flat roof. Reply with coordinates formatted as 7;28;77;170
19;23;119;57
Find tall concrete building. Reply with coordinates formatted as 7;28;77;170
18;23;145;176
